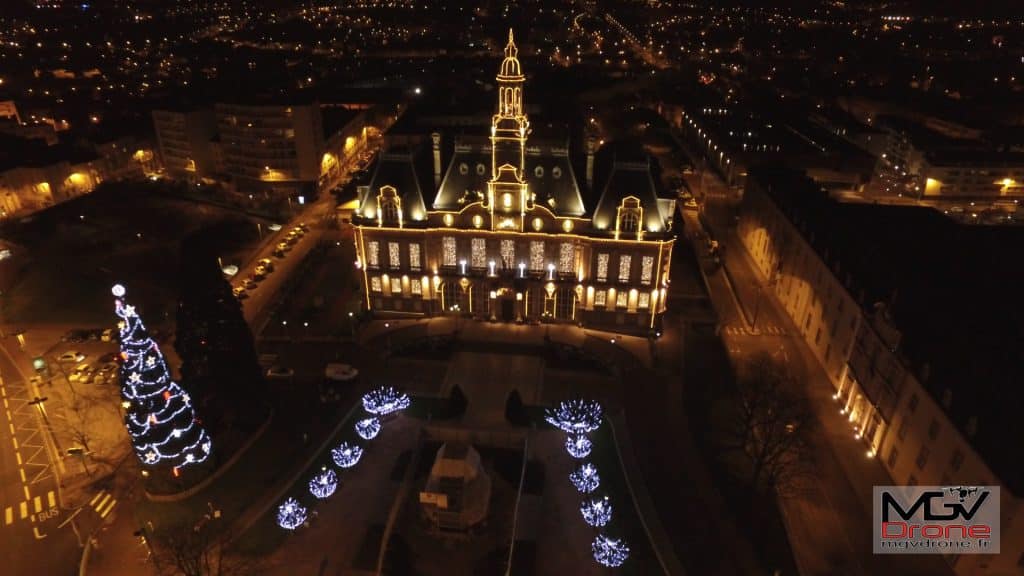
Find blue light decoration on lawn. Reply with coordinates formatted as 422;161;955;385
580;495;613;527
544;399;603;434
331;442;363;469
308;468;338;499
565;433;592;459
570;462;600;494
355;417;381;440
361;386;410;416
276;497;307;530
592;534;630;567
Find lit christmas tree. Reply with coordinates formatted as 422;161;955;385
114;284;212;474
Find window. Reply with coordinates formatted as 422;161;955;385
530;241;545;271
887;446;899;469
618;255;631;283
388;242;400;268
621;212;638;232
915;446;929;470
411;278;422;295
442;237;457;266
907;393;919;413
638;292;650;309
616;291;628;308
409;243;421;270
928;419;941;441
597;253;609;282
500;239;515;268
390;277;402;294
367;241;380;267
594;290;607;307
950;449;964;472
370;277;382;292
381;200;399;225
471;238;486;268
558;243;574;273
640;256;654;285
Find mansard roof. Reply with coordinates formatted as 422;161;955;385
357;145;430;223
592;142;673;233
431;134;586;217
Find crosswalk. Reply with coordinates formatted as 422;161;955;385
90;489;118;520
3;489;58;526
723;324;787;336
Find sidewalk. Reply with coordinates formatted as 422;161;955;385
83;497;158;576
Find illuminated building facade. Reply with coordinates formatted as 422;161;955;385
353;31;675;332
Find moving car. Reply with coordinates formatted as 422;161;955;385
58;351;86;363
266;366;294;380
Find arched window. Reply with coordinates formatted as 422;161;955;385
620;211;639;232
377;186;401;227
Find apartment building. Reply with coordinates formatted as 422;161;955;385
151;107;217;182
737;167;1024;575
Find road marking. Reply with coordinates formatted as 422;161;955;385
98;498;117;519
19;501;27;519
4;506;11;525
89;491;104;508
47;491;56;509
2;398;6;407
23;485;29;500
94;493;111;512
15;452;21;465
32;526;46;539
19;469;26;482
8;423;13;434
11;436;17;449
33;496;42;513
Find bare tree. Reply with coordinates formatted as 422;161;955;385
727;353;815;494
152;520;262;576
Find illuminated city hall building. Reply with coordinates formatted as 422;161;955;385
353;31;675;332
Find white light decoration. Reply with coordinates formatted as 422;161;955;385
362;386;410;416
592;534;630;567
565;434;592;459
581;495;613;527
355;417;381;440
570;462;600;494
545;399;603;434
309;468;338;499
331;442;363;469
113;284;211;470
276;498;308;530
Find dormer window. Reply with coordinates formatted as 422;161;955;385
377;185;402;228
615;196;642;239
476;163;486;175
534;166;544;178
459;163;469;175
552;166;562;179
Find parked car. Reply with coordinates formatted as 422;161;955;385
101;328;115;342
276;241;290;252
253;266;268;279
68;364;93;383
58;351;85;363
325;363;359;382
273;248;286;258
232;286;248;300
89;373;107;385
257;258;274;271
266;366;294;380
242;277;258;290
99;362;118;375
99;352;119;364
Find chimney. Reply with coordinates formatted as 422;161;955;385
586;136;596;189
431;132;442;187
